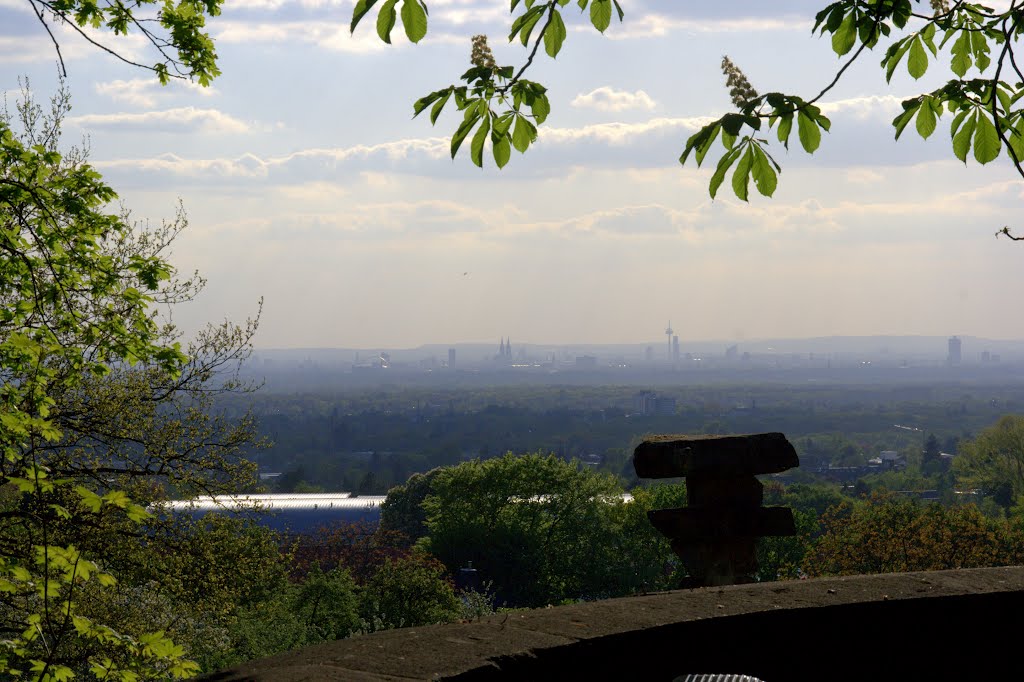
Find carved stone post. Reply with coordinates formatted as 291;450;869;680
633;433;799;588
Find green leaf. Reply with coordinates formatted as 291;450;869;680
400;0;428;43
721;127;736;150
832;13;857;55
430;90;452;124
590;0;612;32
892;100;920;139
907;37;928;79
973;113;1000;164
797;110;821;153
949;32;971;77
451;112;481;158
776;113;793;149
1006;117;1024;163
694;123;721;166
971;29;991;72
513;6;546;46
376;0;398;43
531;94;550;124
921;22;937;55
512;114;536;152
708;147;741;199
493;133;511;168
731;146;754;202
612;0;624;21
413;90;443;117
471;115;491;167
750;144;779;197
882;36;913;83
952;110;977;162
493;112;515;136
915;97;937;139
544;10;567;57
351;0;380;33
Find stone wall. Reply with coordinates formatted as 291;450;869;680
205;565;1024;681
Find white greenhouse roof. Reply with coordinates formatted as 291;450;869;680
159;493;387;512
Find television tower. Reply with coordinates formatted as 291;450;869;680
665;321;674;362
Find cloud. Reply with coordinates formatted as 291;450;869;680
571;87;656;113
1;19;150;64
562;205;695;236
93;116;711;186
216;198;495;242
211;20;463;52
541;116;711;145
94;78;218;108
96;136;450;179
585;13;808;39
68;107;257;134
226;0;349;9
845;168;885;184
432;2;508;26
99;151;271;177
818;94;906;120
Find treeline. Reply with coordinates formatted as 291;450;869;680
241;383;1024;493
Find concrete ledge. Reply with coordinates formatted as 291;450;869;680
205;566;1024;681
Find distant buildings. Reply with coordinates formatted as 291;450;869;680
448;348;456;368
632;391;677;416
496;337;513;361
947;336;962;365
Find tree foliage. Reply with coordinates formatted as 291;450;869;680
955;414;1024;508
358;554;461;630
22;0;221;84
804;493;1024;576
1;84;261;679
410;453;680;606
349;0;1023;230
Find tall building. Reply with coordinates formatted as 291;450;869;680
496;338;512;361
665;321;673;362
947;336;962;365
448;348;456;368
633;391;677;416
672;335;680;363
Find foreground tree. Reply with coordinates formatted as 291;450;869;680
804;493;1024;576
955;415;1024;510
1;84;260;678
411;453;685;606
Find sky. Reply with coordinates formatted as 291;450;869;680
3;0;1023;348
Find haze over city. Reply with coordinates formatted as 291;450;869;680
5;0;1023;349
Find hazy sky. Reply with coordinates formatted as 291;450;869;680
3;0;1023;348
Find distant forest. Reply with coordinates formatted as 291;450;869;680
228;382;1024;494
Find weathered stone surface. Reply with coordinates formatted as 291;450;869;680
632;433;799;479
203;567;1024;682
670;537;760;586
686;475;764;508
648;506;796;540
